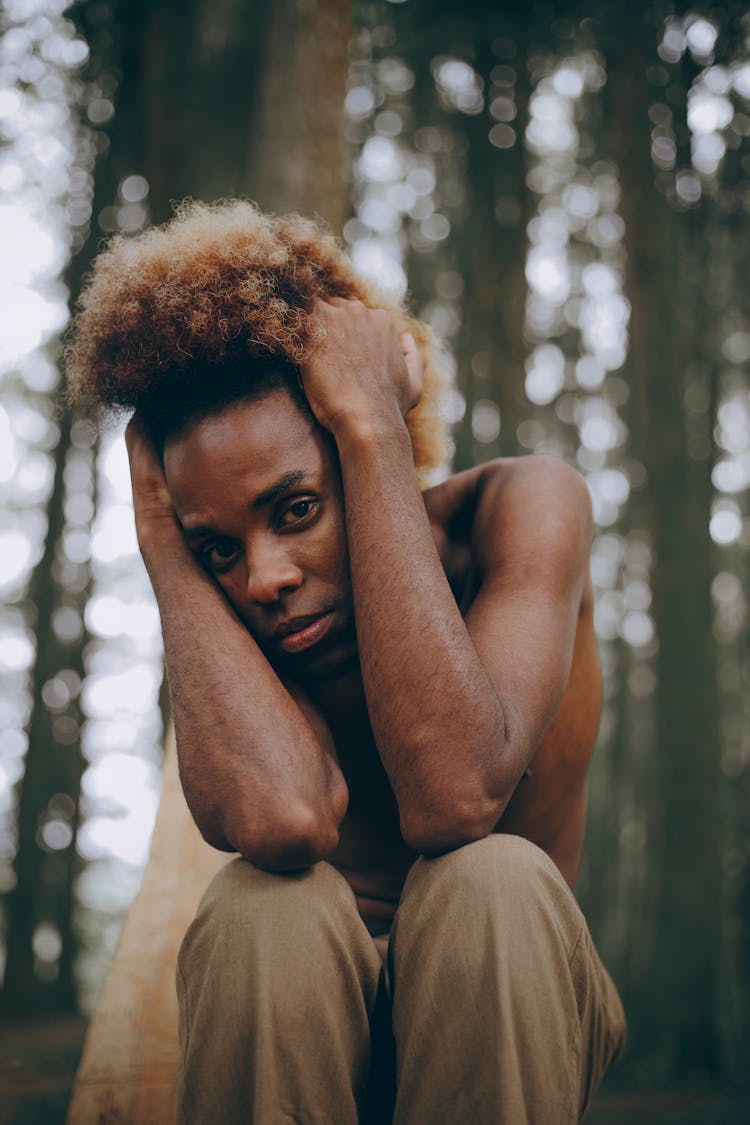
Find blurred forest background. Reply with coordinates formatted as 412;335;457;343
1;0;750;1120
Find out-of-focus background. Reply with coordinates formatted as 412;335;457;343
1;0;749;1120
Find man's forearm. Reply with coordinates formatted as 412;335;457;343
332;413;509;851
141;527;348;868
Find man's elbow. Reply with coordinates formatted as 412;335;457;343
399;796;503;857
232;803;341;873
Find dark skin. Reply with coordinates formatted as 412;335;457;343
127;299;601;934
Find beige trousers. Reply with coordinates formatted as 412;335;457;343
175;835;625;1124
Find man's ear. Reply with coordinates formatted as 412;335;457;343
400;332;424;413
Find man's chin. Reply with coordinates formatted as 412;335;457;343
297;644;360;682
266;630;359;683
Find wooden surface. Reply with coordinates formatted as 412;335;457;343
66;730;229;1124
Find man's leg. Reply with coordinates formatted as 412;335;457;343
389;834;626;1125
175;857;385;1125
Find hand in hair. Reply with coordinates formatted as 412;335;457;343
299;298;424;438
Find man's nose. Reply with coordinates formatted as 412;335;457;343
244;542;303;605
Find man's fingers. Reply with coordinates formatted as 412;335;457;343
124;413;142;452
400;332;424;411
126;414;159;464
303;298;425;424
125;414;171;498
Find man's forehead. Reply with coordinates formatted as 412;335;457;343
164;398;331;527
167;392;315;463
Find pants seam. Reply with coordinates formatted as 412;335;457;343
567;915;587;969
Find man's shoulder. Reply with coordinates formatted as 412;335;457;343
424;454;593;611
425;454;590;544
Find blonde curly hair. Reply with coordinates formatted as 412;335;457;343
66;199;449;481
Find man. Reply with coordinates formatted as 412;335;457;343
68;200;625;1123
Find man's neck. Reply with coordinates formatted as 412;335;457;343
310;664;367;725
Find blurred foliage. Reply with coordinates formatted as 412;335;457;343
0;0;749;1104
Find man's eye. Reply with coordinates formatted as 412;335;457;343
278;498;318;528
202;539;239;572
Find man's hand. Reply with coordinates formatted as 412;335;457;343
125;416;181;548
299;298;424;436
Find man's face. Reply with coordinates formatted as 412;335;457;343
163;389;357;681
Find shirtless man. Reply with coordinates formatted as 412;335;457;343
68;201;625;1123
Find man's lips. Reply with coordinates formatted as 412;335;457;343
273;611;335;654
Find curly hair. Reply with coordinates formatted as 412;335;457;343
66;199;449;481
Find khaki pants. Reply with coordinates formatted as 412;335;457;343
176;835;625;1124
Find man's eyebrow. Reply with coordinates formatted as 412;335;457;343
182;471;311;541
252;469;308;510
183;524;216;542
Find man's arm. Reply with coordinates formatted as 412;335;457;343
126;421;348;872
301;300;592;854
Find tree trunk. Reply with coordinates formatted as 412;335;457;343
1;414;89;1017
606;21;723;1083
250;0;351;229
105;0;350;228
454;9;530;469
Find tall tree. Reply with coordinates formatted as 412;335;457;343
0;0;123;1019
605;7;724;1082
1;411;91;1017
113;0;350;228
386;0;533;469
452;3;532;468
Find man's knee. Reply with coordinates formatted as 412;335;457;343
181;856;358;954
194;853;354;919
175;855;382;1026
395;834;584;965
